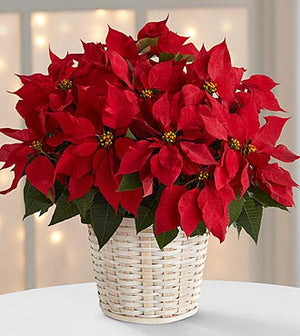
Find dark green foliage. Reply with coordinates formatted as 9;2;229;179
137;37;159;53
118;173;142;192
73;188;98;224
228;196;245;225
236;196;263;244
23;180;53;219
190;222;207;237
248;185;288;211
155;228;179;250
90;193;125;249
49;191;79;226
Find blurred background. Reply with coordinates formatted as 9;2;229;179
0;0;299;294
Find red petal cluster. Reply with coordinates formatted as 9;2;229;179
0;18;298;242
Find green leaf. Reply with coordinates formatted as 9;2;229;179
135;184;164;233
53;181;65;202
233;222;243;237
135;202;158;233
23;180;53;219
80;210;92;225
155;228;179;250
49;191;79;226
73;188;98;222
135;205;154;233
159;52;175;62
117;173;142;192
248;185;288;211
158;52;195;63
90;193;125;249
137;37;159;53
190;221;207;237
228;196;245;225
125;128;137;141
173;52;195;62
237;198;263;243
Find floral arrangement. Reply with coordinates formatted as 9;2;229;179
0;19;298;249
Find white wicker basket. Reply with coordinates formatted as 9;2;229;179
88;217;209;324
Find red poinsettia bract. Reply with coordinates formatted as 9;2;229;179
0;18;298;246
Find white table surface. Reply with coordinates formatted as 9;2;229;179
0;280;299;336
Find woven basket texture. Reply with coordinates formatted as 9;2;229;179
89;218;209;324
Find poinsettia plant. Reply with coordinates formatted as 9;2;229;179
0;18;298;249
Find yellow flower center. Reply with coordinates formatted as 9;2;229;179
203;81;217;95
198;171;209;181
98;131;114;148
242;144;257;156
58;78;73;91
31;140;43;151
229;138;241;151
162;131;177;144
140;89;153;99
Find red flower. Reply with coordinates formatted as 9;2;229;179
254;163;297;206
119;92;216;192
215;109;298;205
74;41;121;95
138;18;198;57
154;185;186;233
0;18;298;247
135;59;173;96
188;41;245;108
155;168;235;242
132;59;187;130
15;51;81;135
241;75;284;112
178;86;228;141
106;27;139;61
52;85;141;214
0;128;55;197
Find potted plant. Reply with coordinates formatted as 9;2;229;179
0;18;298;324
